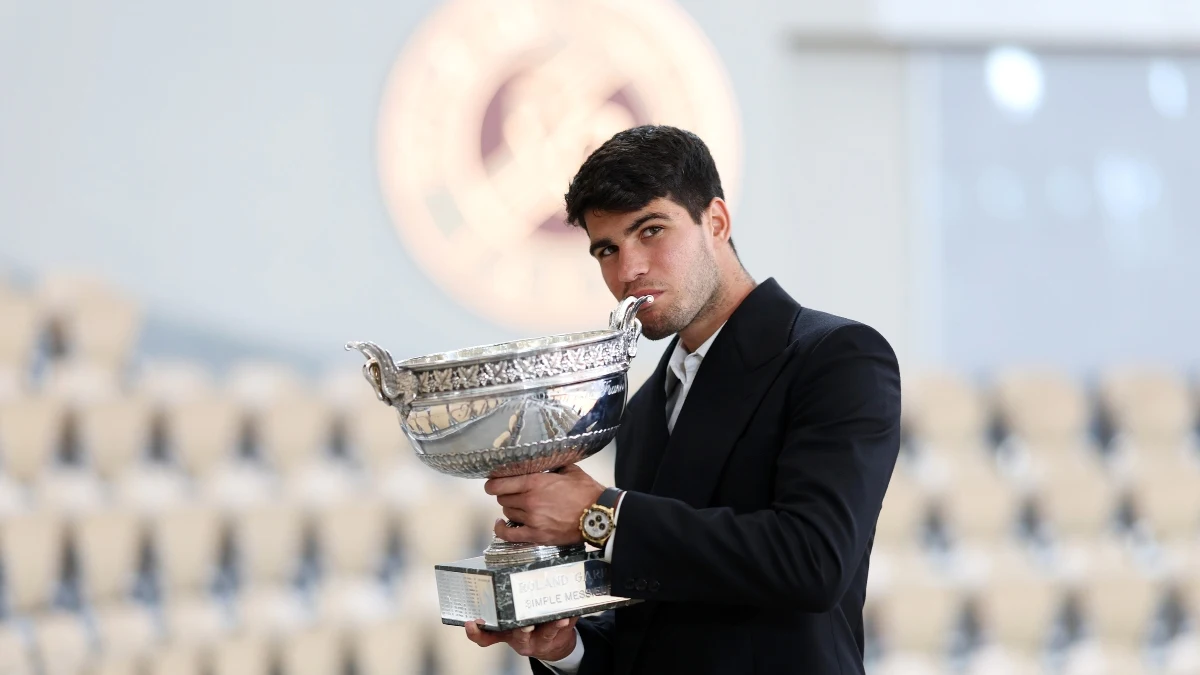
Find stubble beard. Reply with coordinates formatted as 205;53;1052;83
637;246;723;341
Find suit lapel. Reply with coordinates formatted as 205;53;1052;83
648;278;800;508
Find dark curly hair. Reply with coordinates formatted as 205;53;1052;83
564;125;726;232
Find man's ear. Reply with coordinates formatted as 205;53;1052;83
707;197;732;243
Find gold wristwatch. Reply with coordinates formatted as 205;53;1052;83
579;487;623;547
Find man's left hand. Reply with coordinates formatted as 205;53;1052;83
484;464;606;546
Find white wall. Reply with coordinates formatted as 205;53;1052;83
0;0;917;378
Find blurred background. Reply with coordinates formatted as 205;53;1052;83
1;0;1198;673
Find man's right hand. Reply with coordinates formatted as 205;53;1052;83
464;617;579;660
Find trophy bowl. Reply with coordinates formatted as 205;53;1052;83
345;294;652;480
344;296;652;629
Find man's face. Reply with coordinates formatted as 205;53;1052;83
585;197;721;340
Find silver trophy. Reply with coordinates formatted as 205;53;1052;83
346;295;653;630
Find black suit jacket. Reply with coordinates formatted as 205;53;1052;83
531;278;901;675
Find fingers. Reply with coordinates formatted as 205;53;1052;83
496;494;524;508
464;619;507;647
535;618;571;643
501;507;530;524
483;475;528;496
494;518;537;543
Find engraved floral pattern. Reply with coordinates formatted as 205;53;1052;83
410;335;631;396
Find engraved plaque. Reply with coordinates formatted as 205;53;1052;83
511;559;617;622
435;569;498;626
433;552;639;631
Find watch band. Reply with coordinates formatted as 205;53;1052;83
596;487;623;509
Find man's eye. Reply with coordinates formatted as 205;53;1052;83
597;246;616;258
641;226;663;238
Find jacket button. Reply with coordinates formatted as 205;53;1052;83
635;579;647;591
649;580;660;592
624;579;635;591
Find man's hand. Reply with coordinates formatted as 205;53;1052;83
484;464;605;546
465;617;579;661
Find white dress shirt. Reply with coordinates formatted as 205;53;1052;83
540;326;725;674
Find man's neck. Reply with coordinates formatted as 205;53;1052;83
678;272;756;353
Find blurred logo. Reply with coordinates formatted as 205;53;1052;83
377;0;741;331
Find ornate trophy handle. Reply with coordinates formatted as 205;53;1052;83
344;341;418;410
610;295;654;358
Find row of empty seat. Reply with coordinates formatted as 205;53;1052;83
3;273;1199;674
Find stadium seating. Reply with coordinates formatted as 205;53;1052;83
0;275;1196;675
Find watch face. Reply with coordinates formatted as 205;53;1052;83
583;508;613;541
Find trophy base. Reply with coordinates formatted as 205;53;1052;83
434;550;641;631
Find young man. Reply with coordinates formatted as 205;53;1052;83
464;125;901;674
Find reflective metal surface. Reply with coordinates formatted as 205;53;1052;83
346;295;652;480
347;296;651;566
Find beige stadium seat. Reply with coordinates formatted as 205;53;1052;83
93;602;158;664
0;395;66;482
1032;450;1118;541
233;500;306;585
872;568;962;655
938;453;1021;544
975;554;1063;653
1078;557;1162;649
59;293;141;371
0;292;42;371
77;396;154;479
43;360;122;404
395;483;486;568
166;396;243;476
433;620;506;675
964;647;1042;675
345;400;412;473
210;634;271;675
1062;644;1153;675
351;616;427;675
0;366;25;404
33;611;92;675
1;510;66;612
144;644;203;675
238;585;310;638
1129;454;1200;541
903;371;990;453
315;495;390;578
1099;368;1194;450
256;394;334;472
226;362;304;412
316;576;394;629
874;467;929;547
112;464;189;516
279;625;344;675
0;623;34;675
870;653;945;675
200;462;278;514
992;369;1090;448
151;504;224;595
135;360;215;407
284;460;359;512
74;507;143;603
163;594;229;648
33;468;107;516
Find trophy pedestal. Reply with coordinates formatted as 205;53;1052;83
434;550;640;631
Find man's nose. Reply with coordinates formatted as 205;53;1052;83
616;250;648;284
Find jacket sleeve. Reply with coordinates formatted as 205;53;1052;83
527;610;616;675
607;323;901;612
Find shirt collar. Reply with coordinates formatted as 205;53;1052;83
665;324;725;394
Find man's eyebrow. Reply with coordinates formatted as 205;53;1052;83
587;212;670;256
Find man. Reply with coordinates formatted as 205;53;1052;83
464;125;901;674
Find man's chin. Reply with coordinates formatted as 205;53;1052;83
638;322;677;341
